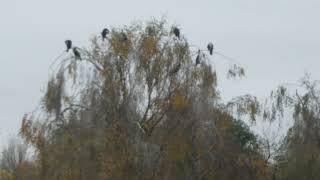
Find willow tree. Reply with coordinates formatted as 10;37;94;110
259;75;320;180
20;19;266;180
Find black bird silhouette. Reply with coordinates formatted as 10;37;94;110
146;26;156;36
73;47;81;60
101;28;109;41
65;40;72;52
196;50;201;65
207;42;214;55
173;27;180;39
170;63;181;75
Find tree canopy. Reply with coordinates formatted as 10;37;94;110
1;19;320;180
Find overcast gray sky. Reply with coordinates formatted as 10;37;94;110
1;0;320;146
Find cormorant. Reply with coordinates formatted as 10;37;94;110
73;47;81;60
65;40;72;52
196;50;201;65
146;26;155;36
101;28;109;41
173;27;180;39
207;42;214;55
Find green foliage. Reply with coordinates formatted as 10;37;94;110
232;119;259;152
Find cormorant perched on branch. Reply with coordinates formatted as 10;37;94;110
101;28;109;41
65;40;72;52
173;27;180;39
73;47;81;60
207;42;214;55
196;50;201;65
146;26;155;36
170;63;181;75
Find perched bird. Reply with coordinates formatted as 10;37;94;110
65;40;72;52
146;26;155;36
207;42;214;55
101;28;109;41
196;50;201;65
170;63;181;75
173;27;180;39
73;47;81;60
